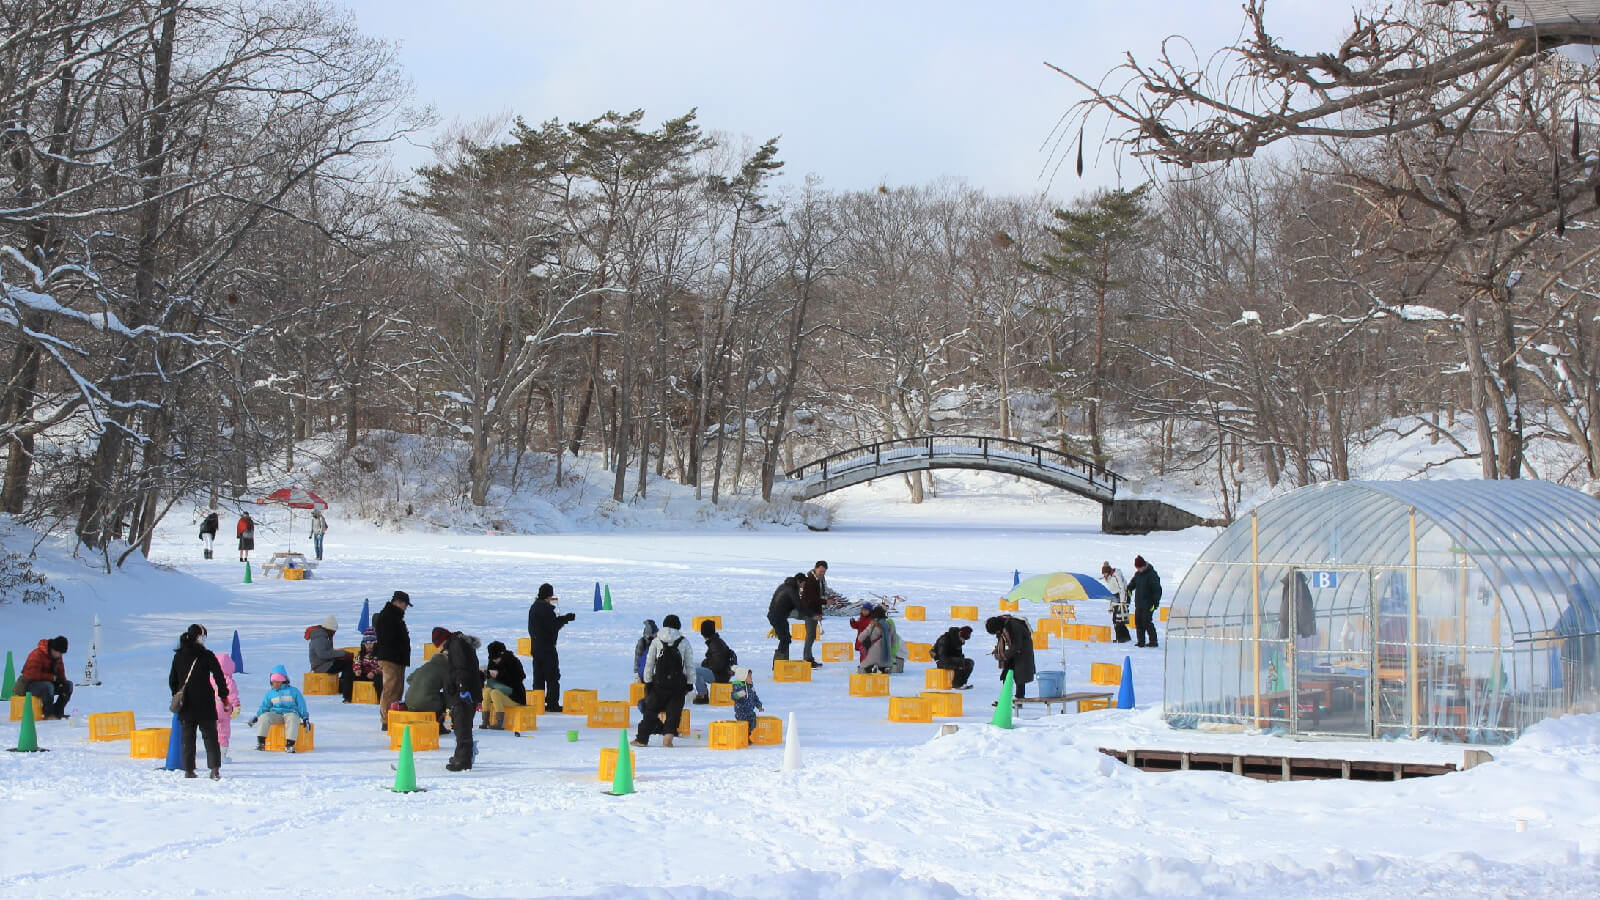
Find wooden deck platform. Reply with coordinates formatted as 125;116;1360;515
1098;747;1462;781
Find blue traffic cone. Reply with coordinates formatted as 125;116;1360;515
162;712;184;771
1117;655;1135;709
230;630;245;674
357;597;371;634
593;582;602;612
1013;569;1020;587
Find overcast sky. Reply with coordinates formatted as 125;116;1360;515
333;0;1355;202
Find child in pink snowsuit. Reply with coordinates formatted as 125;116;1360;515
211;651;241;747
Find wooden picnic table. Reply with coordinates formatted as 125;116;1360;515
1011;690;1114;715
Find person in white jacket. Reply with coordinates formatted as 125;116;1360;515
1102;561;1131;644
633;615;696;747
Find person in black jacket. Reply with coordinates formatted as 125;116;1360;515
371;590;412;729
1129;555;1163;648
199;511;218;560
691;619;737;704
795;561;827;666
441;631;483;771
633;615;694;747
480;640;527;729
169;624;230;780
985;615;1036;699
767;573;804;662
527;582;574;712
932;625;975;689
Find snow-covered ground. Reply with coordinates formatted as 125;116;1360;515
3;471;1599;899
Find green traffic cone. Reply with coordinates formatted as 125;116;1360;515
243;560;252;584
392;725;420;792
607;728;634;796
2;650;14;698
603;585;613;611
990;670;1016;730
9;692;43;752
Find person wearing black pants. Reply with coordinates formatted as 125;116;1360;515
169;624;229;780
441;630;483;772
632;615;694;747
1129;555;1163;648
527;583;574;712
767;573;803;661
932;625;975;689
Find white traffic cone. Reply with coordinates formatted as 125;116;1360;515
781;711;803;772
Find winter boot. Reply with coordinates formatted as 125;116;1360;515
256;736;267;751
284;739;296;754
494;713;505;730
184;770;198;778
209;769;221;781
773;648;789;662
480;712;492;729
692;694;709;704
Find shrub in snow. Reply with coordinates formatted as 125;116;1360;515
0;550;63;607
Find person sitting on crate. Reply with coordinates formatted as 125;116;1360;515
479;640;526;729
352;627;383;701
633;615;694;748
931;625;975;690
986;615;1036;699
403;628;452;731
691;618;737;704
16;635;72;719
249;665;310;753
857;606;893;674
730;666;764;736
305;615;355;702
849;601;876;667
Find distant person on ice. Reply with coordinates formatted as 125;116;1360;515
931;625;975;689
199;511;218;560
1129;555;1163;649
306;615;355;702
249;665;309;753
16;635;72;719
169;624;229;779
1101;561;1131;644
372;590;413;729
308;508;328;561
692;618;737;704
985;614;1036;699
235;510;255;563
528;583;574;712
633;614;694;748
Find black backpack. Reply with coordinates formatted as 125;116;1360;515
653;638;687;692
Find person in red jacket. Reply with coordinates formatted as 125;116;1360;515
16;636;71;719
236;511;256;563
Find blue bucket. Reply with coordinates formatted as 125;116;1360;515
1036;670;1065;699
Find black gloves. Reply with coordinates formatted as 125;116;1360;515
562;612;577;624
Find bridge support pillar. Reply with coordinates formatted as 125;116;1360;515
1101;499;1217;535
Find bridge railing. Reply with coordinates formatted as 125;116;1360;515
786;434;1120;495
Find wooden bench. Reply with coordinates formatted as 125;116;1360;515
1012;691;1114;715
262;551;315;576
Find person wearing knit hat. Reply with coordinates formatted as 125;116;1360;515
1128;555;1163;648
249;664;309;753
17;635;73;719
691;618;737;704
306;613;356;702
372;591;414;729
1101;561;1132;644
931;625;975;689
480;640;527;730
431;626;452;647
633;614;694;747
352;626;383;704
527;583;575;712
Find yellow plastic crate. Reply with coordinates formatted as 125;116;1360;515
563;689;598;716
888;696;932;723
709;683;734;706
691;616;723;633
906;642;932;662
708;720;749;750
1088;625;1113;643
750;715;782;745
1032;631;1050;651
339;646;360;657
678;708;691;734
351;680;378;704
904;606;926;621
265;721;314;752
282;567;306;581
503;705;539;732
517;637;532;656
924;668;954;690
772;660;812;683
999;598;1019;611
597;746;636;780
525;689;545;711
849;672;889;697
1160;607;1170;622
301;672;339;695
1050;603;1077;620
1090;662;1122;686
587;700;629;729
88;710;136;741
789;622;808;641
1038;617;1067;638
1078;697;1113;713
9;694;43;721
387;710;436;732
423;642;439;660
629;681;647;705
389;720;439;751
922;690;963;717
129;727;170;759
950;605;979;621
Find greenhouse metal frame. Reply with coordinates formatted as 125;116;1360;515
1164;480;1600;744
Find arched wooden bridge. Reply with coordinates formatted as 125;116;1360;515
784;435;1121;504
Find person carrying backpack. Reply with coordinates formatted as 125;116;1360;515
632;614;694;747
199;511;219;560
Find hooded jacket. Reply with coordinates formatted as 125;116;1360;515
700;631;737;682
485;650;526;706
633;620;658;681
20;639;65;685
443;632;483;704
768;575;802;618
642;627;696;688
404;653;449;712
255;668;309;720
212;652;240;717
305;625;343;672
1129;564;1163;612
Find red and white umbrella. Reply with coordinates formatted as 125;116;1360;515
257;487;328;510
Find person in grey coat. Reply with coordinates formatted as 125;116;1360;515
305;615;354;702
857;606;893;673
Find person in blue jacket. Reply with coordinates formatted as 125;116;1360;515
249;665;310;752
